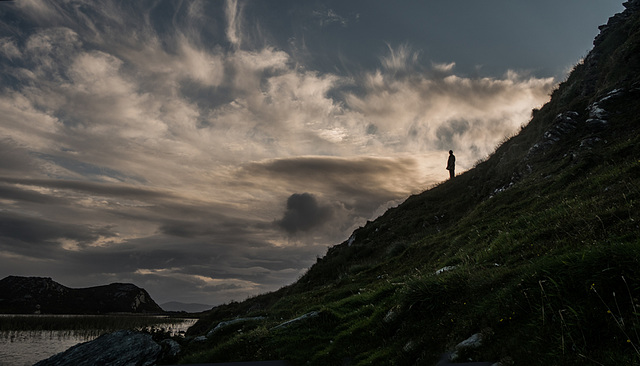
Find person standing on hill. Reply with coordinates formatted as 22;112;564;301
446;150;455;179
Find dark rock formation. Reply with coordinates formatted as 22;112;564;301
526;111;580;159
34;330;162;366
0;276;163;314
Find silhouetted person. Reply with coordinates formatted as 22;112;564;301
446;150;455;179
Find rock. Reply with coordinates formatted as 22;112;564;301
580;137;604;149
347;234;356;246
526;111;579;158
585;118;608;129
383;307;399;323
587;101;608;120
160;338;181;357
455;332;484;350
403;340;416;353
207;316;266;337
34;330;162;366
435;266;456;275
449;331;491;363
272;311;320;330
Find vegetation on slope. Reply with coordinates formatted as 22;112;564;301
172;2;640;365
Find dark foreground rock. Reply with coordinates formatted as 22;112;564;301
34;330;162;366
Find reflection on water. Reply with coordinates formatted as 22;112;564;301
1;330;94;366
0;316;197;366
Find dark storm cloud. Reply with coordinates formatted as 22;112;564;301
158;217;263;239
60;242;205;275
0;211;114;250
239;155;422;214
0;139;39;176
241;156;419;195
0;177;173;200
159;221;214;238
276;193;332;234
238;156;427;245
31;234;320;304
0;183;62;205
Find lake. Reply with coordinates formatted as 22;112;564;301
0;315;197;366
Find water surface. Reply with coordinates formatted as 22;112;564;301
0;315;197;366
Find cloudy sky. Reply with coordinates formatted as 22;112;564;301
0;0;623;307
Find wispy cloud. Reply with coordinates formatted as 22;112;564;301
313;8;350;27
225;0;243;47
432;61;456;73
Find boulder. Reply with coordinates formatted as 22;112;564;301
272;311;320;330
207;316;266;337
34;330;162;366
526;111;580;159
160;338;182;357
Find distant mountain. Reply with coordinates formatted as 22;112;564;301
0;276;163;314
161;301;212;313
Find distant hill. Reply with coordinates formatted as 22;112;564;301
161;301;212;313
0;276;163;314
174;1;640;365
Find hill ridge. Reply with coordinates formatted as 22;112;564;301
178;2;640;365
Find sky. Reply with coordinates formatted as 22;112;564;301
0;0;624;308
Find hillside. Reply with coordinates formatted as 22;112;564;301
175;2;640;365
0;276;163;314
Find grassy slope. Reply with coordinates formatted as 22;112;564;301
174;4;640;366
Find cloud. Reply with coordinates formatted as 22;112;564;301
225;0;243;47
0;211;116;253
13;0;68;25
346;46;555;161
239;155;421;202
235;155;430;245
380;43;420;72
276;193;333;234
0;37;21;60
0;139;41;177
313;8;349;27
0;1;560;305
0;177;171;200
432;61;456;73
0;183;62;205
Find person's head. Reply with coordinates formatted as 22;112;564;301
449;150;453;155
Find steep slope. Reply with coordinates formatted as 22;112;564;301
0;276;163;314
179;2;640;365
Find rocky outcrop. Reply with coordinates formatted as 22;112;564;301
582;0;640;95
436;329;504;366
526;111;580;159
271;311;320;330
0;276;163;314
207;316;266;337
34;330;162;366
